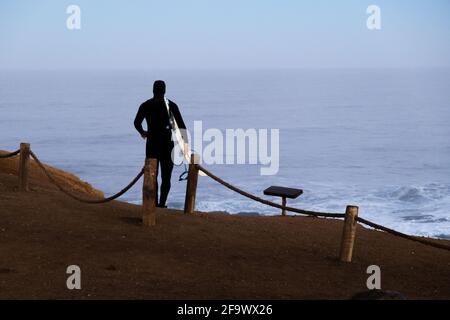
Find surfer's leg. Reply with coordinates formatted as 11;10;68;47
155;158;159;205
158;146;174;207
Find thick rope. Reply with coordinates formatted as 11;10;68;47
198;164;450;252
15;147;450;251
30;150;144;204
0;149;20;159
357;217;450;251
197;164;345;218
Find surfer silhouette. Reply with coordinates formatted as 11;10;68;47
134;80;188;208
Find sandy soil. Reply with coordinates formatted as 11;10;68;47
1;150;449;299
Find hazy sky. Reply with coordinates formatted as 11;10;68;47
1;0;449;69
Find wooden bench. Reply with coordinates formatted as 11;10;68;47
263;186;303;216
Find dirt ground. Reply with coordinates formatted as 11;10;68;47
1;151;450;299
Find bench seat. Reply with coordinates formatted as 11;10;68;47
263;186;303;216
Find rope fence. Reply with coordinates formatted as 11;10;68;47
0;149;20;159
197;164;345;219
30;150;144;204
196;163;450;253
356;217;450;252
1;143;450;260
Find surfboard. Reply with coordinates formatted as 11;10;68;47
165;98;206;176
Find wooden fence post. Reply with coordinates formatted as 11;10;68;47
339;205;359;262
142;158;157;226
18;142;30;192
184;153;200;215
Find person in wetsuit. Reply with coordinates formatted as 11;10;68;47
134;80;188;208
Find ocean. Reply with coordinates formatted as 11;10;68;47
1;69;449;239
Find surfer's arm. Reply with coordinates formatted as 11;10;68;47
134;104;148;138
170;101;189;143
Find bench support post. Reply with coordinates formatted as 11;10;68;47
281;197;287;216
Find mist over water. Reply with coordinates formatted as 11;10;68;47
1;69;449;238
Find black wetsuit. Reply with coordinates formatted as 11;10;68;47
134;97;188;207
